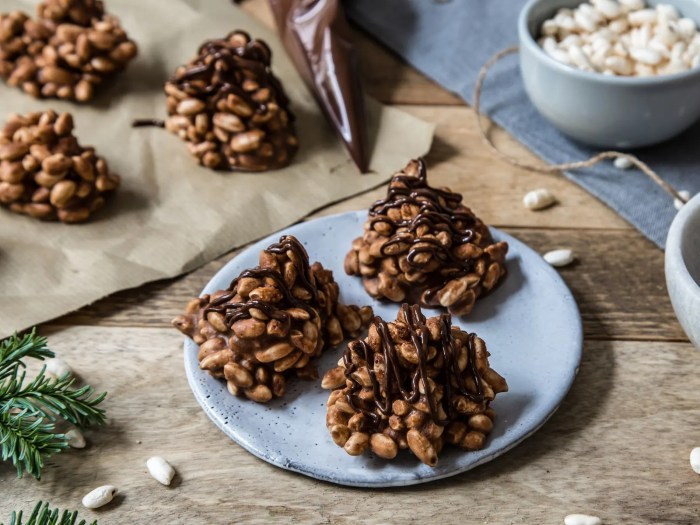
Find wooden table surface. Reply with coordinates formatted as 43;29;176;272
2;2;698;524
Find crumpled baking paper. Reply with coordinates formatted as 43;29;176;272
0;0;434;337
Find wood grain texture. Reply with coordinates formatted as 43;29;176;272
50;227;684;342
2;1;694;523
325;105;632;230
1;328;698;525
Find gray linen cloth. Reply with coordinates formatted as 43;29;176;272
344;0;700;248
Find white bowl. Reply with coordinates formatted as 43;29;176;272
519;0;700;148
665;193;700;349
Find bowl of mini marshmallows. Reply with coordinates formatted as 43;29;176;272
519;0;700;147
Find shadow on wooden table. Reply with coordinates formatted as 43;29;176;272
393;333;615;491
477;342;609;477
425;135;461;170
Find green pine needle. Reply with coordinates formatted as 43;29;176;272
0;329;107;479
0;408;67;479
2;369;107;428
0;330;53;383
2;501;97;525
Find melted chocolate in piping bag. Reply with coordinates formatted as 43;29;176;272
268;0;369;172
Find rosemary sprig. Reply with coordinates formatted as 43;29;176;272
0;407;67;480
1;501;97;525
0;329;107;479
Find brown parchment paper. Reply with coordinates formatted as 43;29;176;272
0;0;434;338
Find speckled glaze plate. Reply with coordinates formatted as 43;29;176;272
183;210;582;487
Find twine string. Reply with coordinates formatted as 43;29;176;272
472;46;688;204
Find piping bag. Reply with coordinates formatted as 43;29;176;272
268;0;370;173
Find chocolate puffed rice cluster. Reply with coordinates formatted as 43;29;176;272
0;109;120;222
164;30;298;172
322;304;508;466
173;235;372;403
345;158;508;316
0;0;137;102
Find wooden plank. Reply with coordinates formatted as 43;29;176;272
329;105;632;231
1;328;697;524
49;226;685;342
512;229;684;341
355;34;464;106
2;1;690;522
239;0;635;230
241;0;634;231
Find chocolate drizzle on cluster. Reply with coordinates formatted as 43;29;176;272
343;304;484;426
173;32;289;111
345;158;509;316
173;234;373;403
322;302;508;464
204;236;317;325
160;30;299;172
371;159;486;301
370;159;476;248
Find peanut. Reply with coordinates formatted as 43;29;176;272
177;98;205;116
330;424;351;447
199;349;232;371
254;342;295;363
146;456;176;486
544;249;575;267
690;447;700;474
82;485;117;509
343;432;369;456
370;433;398;459
232;317;266;339
564;515;602;525
230;129;265;153
49;179;76;207
523;188;556;210
244;384;272;403
224;362;254;388
45;357;72;378
65;428;86;448
407;429;438;466
321;366;345;390
0;143;29;161
213;112;245;133
461;430;486;450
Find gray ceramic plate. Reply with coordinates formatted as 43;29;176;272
183;211;582;487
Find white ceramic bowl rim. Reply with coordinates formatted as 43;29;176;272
519;0;700;85
667;193;700;300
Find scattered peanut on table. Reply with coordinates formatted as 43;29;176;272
674;190;691;210
565;514;602;525
523;188;556;210
613;156;633;169
65;428;86;449
146;456;176;486
81;485;117;509
690;447;700;474
45;357;72;378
